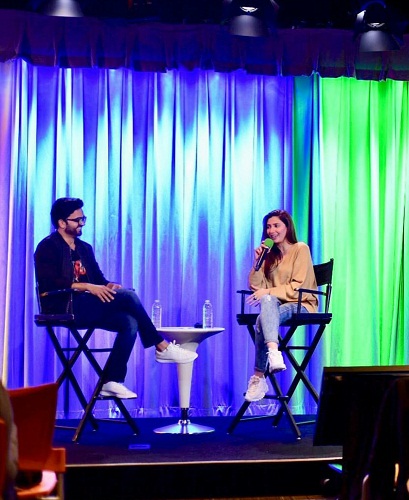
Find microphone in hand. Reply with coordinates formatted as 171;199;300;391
254;238;274;271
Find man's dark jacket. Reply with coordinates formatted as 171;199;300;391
34;231;108;313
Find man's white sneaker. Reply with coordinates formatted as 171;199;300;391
244;375;269;402
155;340;198;364
100;381;137;399
268;349;286;373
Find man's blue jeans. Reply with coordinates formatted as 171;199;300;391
73;288;163;382
254;295;308;372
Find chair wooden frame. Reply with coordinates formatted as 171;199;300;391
227;259;334;439
34;287;139;442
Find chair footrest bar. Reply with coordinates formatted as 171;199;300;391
263;394;290;402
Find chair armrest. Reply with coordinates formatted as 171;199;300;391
296;287;325;296
237;290;252;314
39;288;75;298
37;288;78;316
296;287;322;313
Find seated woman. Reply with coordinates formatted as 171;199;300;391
244;209;318;402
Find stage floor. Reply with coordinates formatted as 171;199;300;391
54;415;342;499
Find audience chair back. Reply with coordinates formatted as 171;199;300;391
8;383;66;499
0;418;7;498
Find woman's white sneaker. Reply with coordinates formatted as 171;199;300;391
244;375;269;402
268;349;286;373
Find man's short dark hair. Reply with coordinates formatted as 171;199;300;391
51;198;84;228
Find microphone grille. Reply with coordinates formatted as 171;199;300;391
264;238;274;249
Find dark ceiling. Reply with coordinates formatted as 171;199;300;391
1;0;408;32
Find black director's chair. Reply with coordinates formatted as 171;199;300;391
227;258;334;439
34;287;139;443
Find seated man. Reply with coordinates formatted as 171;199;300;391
34;197;197;399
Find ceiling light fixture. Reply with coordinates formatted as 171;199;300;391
222;0;279;37
41;0;83;17
354;1;407;52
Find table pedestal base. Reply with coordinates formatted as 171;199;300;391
154;327;224;435
154;408;215;435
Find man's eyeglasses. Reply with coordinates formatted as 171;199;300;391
66;216;87;225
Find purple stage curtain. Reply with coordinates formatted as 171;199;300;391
1;9;409;80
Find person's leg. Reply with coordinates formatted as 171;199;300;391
254;314;269;374
257;295;286;374
101;313;138;383
245;295;281;401
72;294;138;397
245;298;311;400
268;301;308;372
74;289;198;365
258;294;280;346
107;289;164;347
109;289;198;362
245;296;295;402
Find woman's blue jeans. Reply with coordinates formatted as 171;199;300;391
254;295;308;372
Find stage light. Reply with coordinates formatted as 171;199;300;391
222;0;279;37
40;0;83;17
354;1;407;52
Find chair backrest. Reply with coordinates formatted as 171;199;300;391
237;258;334;317
313;259;334;287
34;282;47;315
313;258;334;314
8;383;58;471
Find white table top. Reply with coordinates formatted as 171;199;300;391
157;326;225;344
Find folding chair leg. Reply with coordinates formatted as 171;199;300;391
272;324;327;428
73;392;139;443
72;359;139;443
267;373;302;439
45;326;99;430
113;398;140;435
73;378;104;442
39;320;140;441
227;400;251;434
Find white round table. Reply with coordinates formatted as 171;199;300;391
154;326;225;434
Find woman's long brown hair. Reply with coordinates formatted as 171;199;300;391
261;209;298;276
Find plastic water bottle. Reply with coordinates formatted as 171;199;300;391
202;299;214;328
152;299;162;328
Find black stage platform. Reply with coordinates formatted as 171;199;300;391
54;415;342;500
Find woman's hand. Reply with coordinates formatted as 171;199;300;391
253;240;272;270
246;287;270;306
253;243;264;265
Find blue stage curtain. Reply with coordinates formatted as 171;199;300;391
1;58;409;418
0;59;318;417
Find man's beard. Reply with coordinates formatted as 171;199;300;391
66;226;82;238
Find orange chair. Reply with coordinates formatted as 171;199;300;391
0;418;7;498
8;383;66;500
